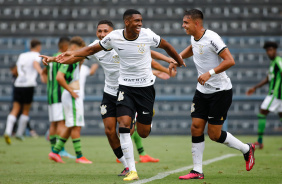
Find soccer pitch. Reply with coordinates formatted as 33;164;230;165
1;135;281;184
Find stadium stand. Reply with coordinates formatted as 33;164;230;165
0;0;282;135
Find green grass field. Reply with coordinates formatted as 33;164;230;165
0;135;282;184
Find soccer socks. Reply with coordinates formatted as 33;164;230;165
218;131;249;154
72;138;83;159
114;146;128;168
4;114;17;136
53;137;67;154
49;135;57;152
120;127;136;172
257;113;266;144
16;114;29;137
132;131;146;156
191;134;205;174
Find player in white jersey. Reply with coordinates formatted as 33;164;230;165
4;39;43;144
40;9;184;181
170;9;255;180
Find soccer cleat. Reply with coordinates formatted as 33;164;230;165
139;154;159;163
116;158;138;164
254;142;263;149
4;134;11;145
29;130;39;138
76;156;92;164
244;143;255;171
15;136;24;141
59;150;76;159
123;171;139;181
118;167;129;176
179;170;204;180
48;152;65;163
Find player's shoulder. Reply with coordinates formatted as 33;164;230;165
108;29;123;38
205;29;221;39
89;39;100;46
140;28;155;35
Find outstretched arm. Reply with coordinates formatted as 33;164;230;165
151;59;176;77
180;45;193;59
246;76;268;96
151;50;176;64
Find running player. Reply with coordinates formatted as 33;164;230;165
172;9;255;180
4;39;43;144
246;41;282;149
42;37;75;158
41;9;184;180
48;36;92;164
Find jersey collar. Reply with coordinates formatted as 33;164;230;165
123;30;139;41
194;29;207;42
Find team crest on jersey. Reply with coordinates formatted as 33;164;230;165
199;45;204;55
117;91;124;101
191;103;195;113
100;105;107;115
138;44;145;54
112;55;120;63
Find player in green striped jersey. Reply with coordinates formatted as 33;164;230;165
48;36;92;164
246;41;282;149
42;37;74;158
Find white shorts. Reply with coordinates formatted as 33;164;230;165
261;95;282;113
48;103;64;122
62;90;85;127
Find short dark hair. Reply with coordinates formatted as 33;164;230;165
184;9;204;20
58;37;70;44
70;36;86;47
30;39;41;48
123;9;141;20
263;41;278;49
97;20;114;29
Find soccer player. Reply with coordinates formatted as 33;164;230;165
246;41;282;149
173;9;255;180
4;39;43;144
41;9;184;180
48;36;92;164
42;37;75;158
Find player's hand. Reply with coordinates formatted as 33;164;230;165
56;51;74;64
246;87;256;96
169;62;178;77
178;54;186;67
70;90;79;99
198;72;211;85
153;70;170;80
39;55;56;65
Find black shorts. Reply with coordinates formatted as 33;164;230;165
191;89;232;125
100;92;117;119
13;87;34;104
116;85;155;125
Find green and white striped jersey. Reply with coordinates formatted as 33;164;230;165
268;56;282;99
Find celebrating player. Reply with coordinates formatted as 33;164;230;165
173;9;255;180
246;41;282;149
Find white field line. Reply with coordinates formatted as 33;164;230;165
130;153;238;184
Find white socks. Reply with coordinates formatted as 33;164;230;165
192;142;205;173
118;156;128;168
16;114;29;137
224;132;249;154
4;114;17;136
120;133;136;172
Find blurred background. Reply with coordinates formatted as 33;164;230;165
0;0;282;135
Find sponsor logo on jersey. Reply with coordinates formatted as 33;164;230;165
118;48;124;51
117;91;124;101
100;105;107;115
138;44;145;53
153;37;159;46
112;55;120;63
191;103;195;113
102;37;111;45
123;78;146;84
210;41;218;51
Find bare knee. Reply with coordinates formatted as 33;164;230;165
191;123;203;136
105;127;116;137
208;130;220;141
137;130;149;138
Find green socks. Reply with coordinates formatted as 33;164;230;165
72;138;82;158
257;113;266;144
53;137;67;154
49;135;57;152
132;131;146;156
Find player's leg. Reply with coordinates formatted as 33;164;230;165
49;121;58;151
255;109;268;149
4;101;21;144
15;103;31;140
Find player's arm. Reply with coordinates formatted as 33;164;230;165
89;63;99;76
180;45;193;59
198;48;235;85
56;43;103;64
56;71;78;99
151;50;176;64
246;76;268;96
151;59;176;77
40;67;48;84
152;70;170;80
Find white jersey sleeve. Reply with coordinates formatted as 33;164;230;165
209;32;227;55
144;28;161;48
99;32;114;50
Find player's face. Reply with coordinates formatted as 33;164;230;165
69;44;81;51
182;15;195;35
96;24;113;40
126;14;143;35
266;47;277;60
